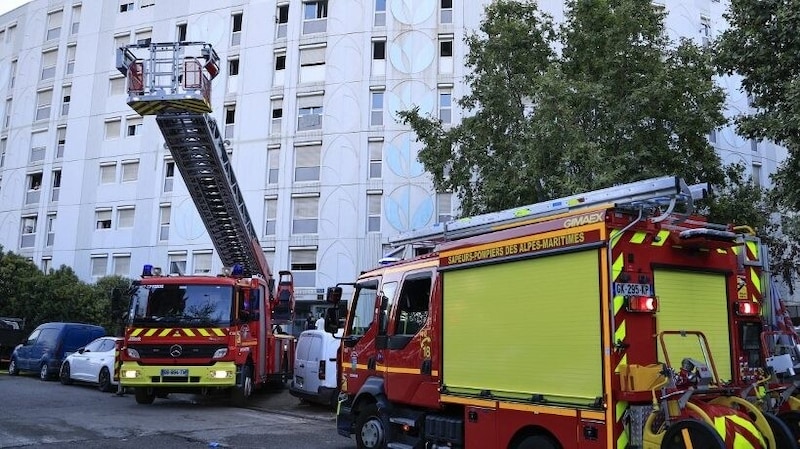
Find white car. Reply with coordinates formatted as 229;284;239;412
59;336;122;392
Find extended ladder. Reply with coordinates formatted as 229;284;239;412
389;176;709;247
116;42;270;278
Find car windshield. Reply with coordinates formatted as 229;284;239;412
128;284;233;327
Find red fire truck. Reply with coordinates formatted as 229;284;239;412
324;176;798;448
113;42;295;405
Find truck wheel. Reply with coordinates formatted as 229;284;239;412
8;358;19;376
779;411;800;444
355;403;387;449
764;412;798;449
39;363;51;381
660;419;725;449
134;387;156;404
515;435;559;449
98;367;112;392
231;365;253;407
60;362;73;385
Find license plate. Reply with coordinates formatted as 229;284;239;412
161;369;188;377
614;283;652;296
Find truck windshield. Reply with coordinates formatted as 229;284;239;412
129;284;233;327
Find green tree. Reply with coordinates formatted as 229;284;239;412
714;0;800;289
399;0;728;216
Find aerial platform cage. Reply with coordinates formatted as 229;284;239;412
116;42;220;116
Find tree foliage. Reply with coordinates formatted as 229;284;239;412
400;0;728;216
0;246;130;333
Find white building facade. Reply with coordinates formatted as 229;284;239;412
0;0;785;307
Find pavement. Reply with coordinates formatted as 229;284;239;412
246;386;337;421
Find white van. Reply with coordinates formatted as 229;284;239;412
289;328;341;407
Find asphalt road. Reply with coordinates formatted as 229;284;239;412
0;371;354;449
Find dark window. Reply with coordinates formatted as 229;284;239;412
278;5;289;23
440;41;453;57
373;41;385;60
441;0;452;8
177;23;187;41
232;14;243;32
229;59;239;76
276;55;286;70
272;108;283;119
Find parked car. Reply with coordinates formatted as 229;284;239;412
8;322;106;381
289;328;342;407
59;336;122;392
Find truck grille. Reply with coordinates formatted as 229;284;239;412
129;344;226;360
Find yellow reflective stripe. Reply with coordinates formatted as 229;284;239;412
733;433;755;449
612;254;624;282
614;353;627;374
652;230;670;246
750;267;761;294
144;329;158;337
198;329;211;336
159;328;172;337
183;328;195;337
713;416;727;439
680;428;694;449
614;320;626;346
616;428;629;449
746;241;759;261
131;328;143;337
732;246;741;255
727;414;765;448
213;328;226;336
630;231;647;244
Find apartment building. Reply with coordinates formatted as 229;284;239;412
0;0;786;309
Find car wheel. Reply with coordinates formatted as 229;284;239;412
98;367;112;392
514;435;559;449
60;362;73;385
39;363;51;381
8;358;19;376
355;403;388;449
134;387;156;405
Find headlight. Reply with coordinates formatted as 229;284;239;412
210;370;232;379
123;369;139;378
126;348;140;359
212;348;228;359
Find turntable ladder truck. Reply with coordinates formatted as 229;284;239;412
324;176;795;449
114;41;294;405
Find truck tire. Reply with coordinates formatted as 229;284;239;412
134;387;156;404
515;435;559;449
660;419;725;449
8;358;19;376
779;411;800;445
355;403;387;449
231;365;253;407
764;411;798;449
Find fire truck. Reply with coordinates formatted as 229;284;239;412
323;176;799;449
112;42;295;405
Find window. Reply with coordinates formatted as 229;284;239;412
30;131;47;163
100;163;116;184
51;170;61;203
752;163;762;188
61;86;71;116
275;51;286;70
91;255;108;277
21;216;37;247
298;94;323;131
224;106;236;138
299;45;326;83
70;5;81;34
372;39;386;76
122;160;139;182
276;4;289;39
95;209;112;229
368;193;381;232
56;127;66;158
46;214;56;246
110;76;126;95
159;204;170;240
231;13;243;46
113;254;131;276
0;138;6;167
708;129;717;145
370;91;384;126
290;248;317;287
65;45;76;75
303;0;328;34
27;173;43;196
265;197;277;235
292;195;319;234
375;0;386;26
440;0;453;24
267;148;280;184
3;99;10;130
439;91;452;124
36;89;53;121
751;139;758;152
119;1;134;13
9;59;16;88
271;99;283;134
436;192;454;223
700;16;711;47
135;30;152;45
439;36;454;74
105;118;121;139
113;34;130;57
176;23;187;41
126;117;142;136
369;140;382;178
41;49;58;80
169;252;187;275
228;58;239;77
395;275;432;335
294;144;321;182
117;207;135;228
41;257;52;273
193;251;212;274
163;161;174;192
46;10;62;41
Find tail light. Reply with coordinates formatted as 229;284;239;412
627;295;658;312
318;360;326;380
736;301;760;316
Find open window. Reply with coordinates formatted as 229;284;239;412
388;272;432;351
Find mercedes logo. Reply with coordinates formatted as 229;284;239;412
169;344;183;358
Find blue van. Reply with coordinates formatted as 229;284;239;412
8;322;106;381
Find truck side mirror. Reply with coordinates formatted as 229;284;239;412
324;307;339;334
326;286;342;304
